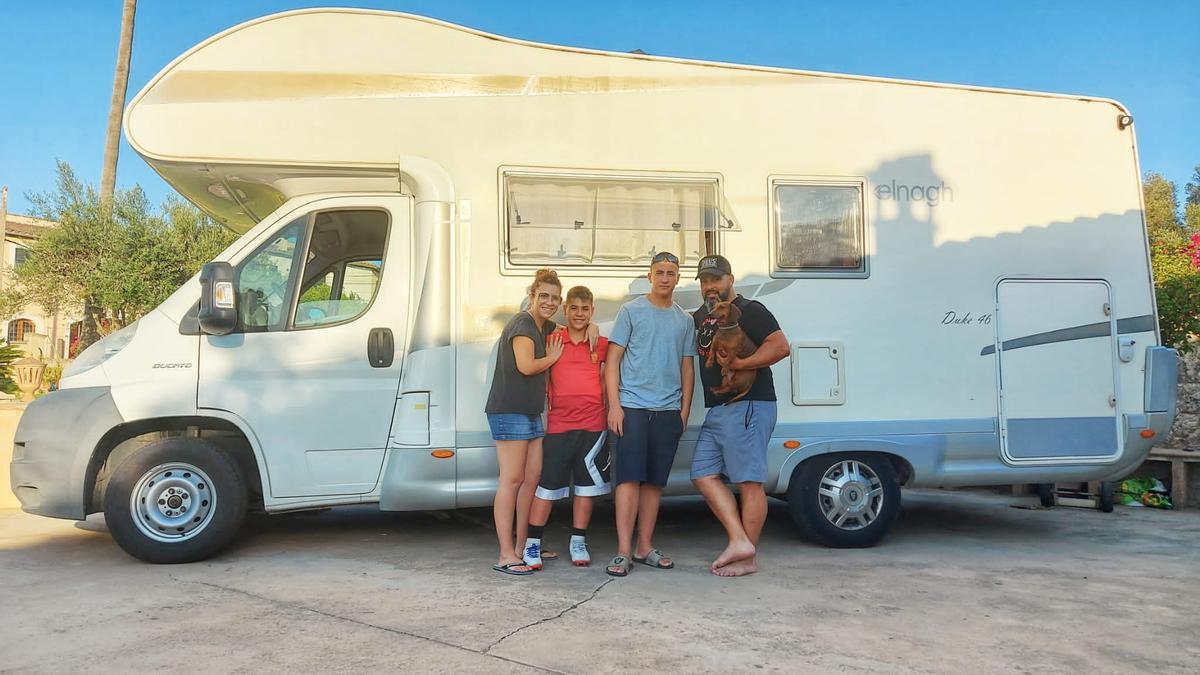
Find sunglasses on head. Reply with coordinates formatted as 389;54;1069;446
651;251;680;265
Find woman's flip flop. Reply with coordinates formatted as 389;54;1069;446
492;562;534;576
632;549;674;569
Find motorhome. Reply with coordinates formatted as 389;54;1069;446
10;8;1177;562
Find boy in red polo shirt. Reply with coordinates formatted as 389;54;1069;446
523;286;610;568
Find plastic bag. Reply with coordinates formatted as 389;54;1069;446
1115;477;1173;509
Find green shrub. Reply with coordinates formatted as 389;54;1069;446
42;364;63;390
0;342;22;395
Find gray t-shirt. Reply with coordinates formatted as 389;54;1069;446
608;295;697;411
485;312;554;416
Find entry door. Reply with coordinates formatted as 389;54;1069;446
995;279;1121;463
199;196;410;497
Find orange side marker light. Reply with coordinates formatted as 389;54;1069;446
431;449;455;459
1140;430;1155;439
783;440;801;449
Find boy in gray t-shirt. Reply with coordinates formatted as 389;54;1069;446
603;252;696;577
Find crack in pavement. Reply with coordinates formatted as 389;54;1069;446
169;575;565;675
484;578;615;655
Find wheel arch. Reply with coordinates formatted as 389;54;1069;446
86;415;267;514
775;440;915;494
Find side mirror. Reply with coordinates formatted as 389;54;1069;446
198;262;237;336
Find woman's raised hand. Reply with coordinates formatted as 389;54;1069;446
546;332;565;363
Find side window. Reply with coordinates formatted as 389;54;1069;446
292;210;388;329
237;219;305;331
503;171;733;269
772;181;867;277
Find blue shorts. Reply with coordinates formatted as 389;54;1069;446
615;407;683;488
487;413;545;441
691;400;777;484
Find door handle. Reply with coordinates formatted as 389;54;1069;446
367;327;394;368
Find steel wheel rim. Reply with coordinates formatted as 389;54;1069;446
129;462;217;543
817;460;884;531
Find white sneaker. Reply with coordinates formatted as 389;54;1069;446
570;537;590;567
523;539;543;570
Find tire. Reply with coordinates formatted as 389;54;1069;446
1037;483;1056;507
103;437;248;564
786;452;901;548
1098;481;1114;513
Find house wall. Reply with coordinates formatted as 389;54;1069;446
1;237;82;362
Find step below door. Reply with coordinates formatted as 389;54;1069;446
995;279;1122;463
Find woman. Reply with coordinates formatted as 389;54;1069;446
486;268;566;575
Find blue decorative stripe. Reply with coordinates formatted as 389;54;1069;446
772;418;995;437
1005;417;1119;458
980;314;1156;356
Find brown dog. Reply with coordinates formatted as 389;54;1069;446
704;300;757;402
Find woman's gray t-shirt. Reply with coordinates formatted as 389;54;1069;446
485;312;554;415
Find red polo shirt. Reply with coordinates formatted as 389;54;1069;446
546;329;608;434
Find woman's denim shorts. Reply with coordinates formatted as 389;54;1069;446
487;413;545;441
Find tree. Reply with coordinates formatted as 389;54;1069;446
1144;171;1200;352
1185;164;1200;233
101;0;137;205
15;161;236;335
1144;172;1184;241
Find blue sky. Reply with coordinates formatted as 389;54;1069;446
2;0;1197;215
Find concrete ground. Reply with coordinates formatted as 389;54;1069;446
1;489;1198;674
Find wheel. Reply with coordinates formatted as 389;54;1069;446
103;437;248;564
786;453;901;548
1037;483;1055;507
1098;481;1114;513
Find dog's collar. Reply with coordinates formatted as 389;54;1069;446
716;322;741;331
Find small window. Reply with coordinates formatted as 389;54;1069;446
237;218;305;331
503;171;731;268
13;247;30;268
7;318;34;343
292;211;387;329
772;181;866;276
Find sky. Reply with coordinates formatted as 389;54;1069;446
1;0;1197;216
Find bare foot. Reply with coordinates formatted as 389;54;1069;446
711;539;756;570
712;557;757;577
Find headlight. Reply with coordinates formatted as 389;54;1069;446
63;320;140;379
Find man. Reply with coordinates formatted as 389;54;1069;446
691;255;789;577
604;251;696;577
523;286;610;569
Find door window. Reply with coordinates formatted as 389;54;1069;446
292;210;388;329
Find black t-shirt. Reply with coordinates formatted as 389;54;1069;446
485;312;555;415
693;295;781;407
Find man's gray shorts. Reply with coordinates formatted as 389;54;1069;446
690;400;777;484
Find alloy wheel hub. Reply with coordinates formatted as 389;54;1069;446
817;460;884;531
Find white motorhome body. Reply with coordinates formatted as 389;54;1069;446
11;9;1177;561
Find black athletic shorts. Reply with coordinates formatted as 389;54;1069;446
535;429;611;500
